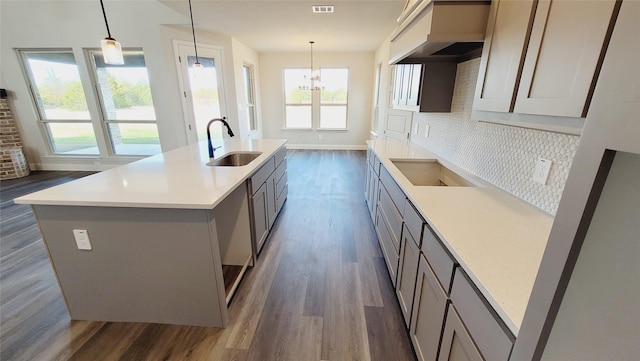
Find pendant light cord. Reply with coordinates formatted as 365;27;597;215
99;0;112;39
188;0;200;63
310;41;314;73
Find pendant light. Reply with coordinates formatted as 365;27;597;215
188;0;202;68
300;41;322;91
99;0;124;65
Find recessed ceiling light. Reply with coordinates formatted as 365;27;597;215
312;5;334;13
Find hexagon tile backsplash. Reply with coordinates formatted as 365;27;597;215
411;58;580;215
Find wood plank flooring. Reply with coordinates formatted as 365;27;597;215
0;151;416;361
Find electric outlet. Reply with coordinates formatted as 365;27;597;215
318;134;323;140
73;229;92;250
424;125;430;138
412;123;419;134
533;158;552;185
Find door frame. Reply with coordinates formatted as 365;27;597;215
173;40;228;144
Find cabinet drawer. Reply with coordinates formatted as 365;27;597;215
275;159;287;183
403;199;424;246
249;158;275;195
276;184;287;213
276;171;287;198
380;165;405;213
378;184;403;253
422;225;455;293
450;269;514;361
375;207;399;286
274;147;287;167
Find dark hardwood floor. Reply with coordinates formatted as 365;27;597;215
0;151;416;361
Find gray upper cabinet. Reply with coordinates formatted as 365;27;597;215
473;0;535;112
514;0;618;117
474;0;619;118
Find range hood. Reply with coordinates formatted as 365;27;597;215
389;0;491;64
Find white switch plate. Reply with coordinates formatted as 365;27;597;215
73;229;92;250
412;123;419;134
424;125;430;138
533;158;552;185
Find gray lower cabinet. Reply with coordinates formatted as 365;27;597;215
448;269;514;361
367;159;513;361
251;182;269;253
249;147;288;256
396;225;421;326
410;255;450;361
439;304;484;361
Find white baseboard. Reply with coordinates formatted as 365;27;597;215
286;144;367;150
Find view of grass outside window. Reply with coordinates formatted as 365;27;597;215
21;51;99;154
320;68;348;129
90;50;161;156
284;68;349;129
284;68;312;128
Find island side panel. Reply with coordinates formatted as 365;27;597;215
32;205;228;328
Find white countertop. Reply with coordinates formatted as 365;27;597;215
14;139;287;209
368;140;553;335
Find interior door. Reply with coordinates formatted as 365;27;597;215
174;41;228;144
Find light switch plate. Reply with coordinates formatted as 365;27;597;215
424;125;430;138
533;158;552;185
73;229;92;250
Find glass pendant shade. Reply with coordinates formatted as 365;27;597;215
101;38;124;65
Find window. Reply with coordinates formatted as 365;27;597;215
283;67;348;130
89;50;160;156
19;50;99;155
284;68;312;128
243;64;257;132
319;68;348;129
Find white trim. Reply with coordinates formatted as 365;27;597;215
286;144;367;150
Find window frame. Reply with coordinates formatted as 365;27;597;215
243;64;258;132
17;48;100;156
86;48;161;156
282;67;349;131
318;67;349;130
283;67;313;129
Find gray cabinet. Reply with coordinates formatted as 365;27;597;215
250;181;270;254
439;305;484;361
393;62;458;113
396;224;421;326
248;147;287;256
445;269;515;361
474;0;619;118
393;64;422;110
410;254;450;361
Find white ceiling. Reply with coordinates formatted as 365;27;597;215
159;0;406;52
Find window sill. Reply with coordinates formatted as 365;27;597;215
281;128;349;131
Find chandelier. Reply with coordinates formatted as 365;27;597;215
299;41;323;91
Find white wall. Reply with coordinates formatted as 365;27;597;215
0;1;257;171
259;51;374;149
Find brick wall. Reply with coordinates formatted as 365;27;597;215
0;92;30;179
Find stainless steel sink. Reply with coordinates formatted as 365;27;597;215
206;152;262;167
390;159;476;187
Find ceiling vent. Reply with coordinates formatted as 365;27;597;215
312;5;334;13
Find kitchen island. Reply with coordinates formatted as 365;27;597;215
14;139;287;328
